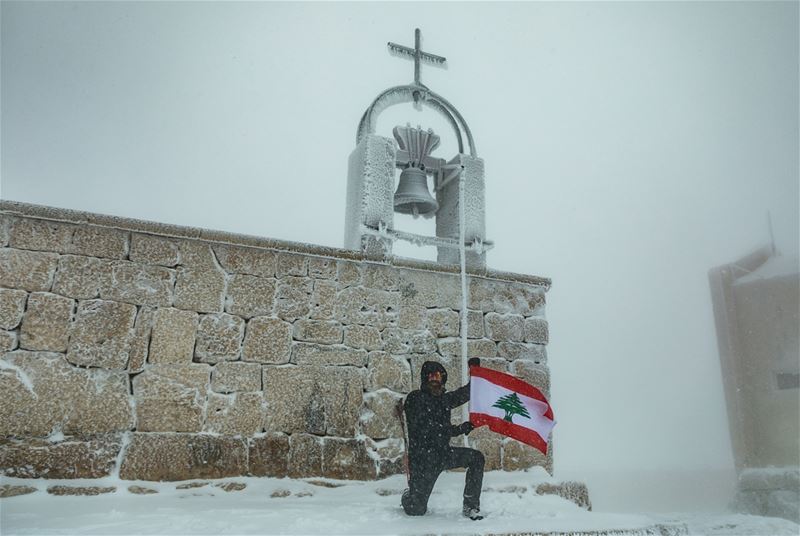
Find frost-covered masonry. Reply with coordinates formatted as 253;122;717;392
0;201;551;481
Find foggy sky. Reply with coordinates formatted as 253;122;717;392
2;1;798;511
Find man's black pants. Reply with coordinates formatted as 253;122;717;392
401;447;485;516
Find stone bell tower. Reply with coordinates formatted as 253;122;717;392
344;29;491;269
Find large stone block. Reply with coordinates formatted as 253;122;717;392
276;253;308;278
0;435;122;478
362;263;400;290
469;278;546;316
19;292;73;352
0;485;36;497
467;310;485;338
275;276;313;321
398;304;426;330
0;351;133;436
381;328;437;354
511;360;550;397
502;438;552;474
133;364;211;432
367;352;412;393
739;467;800;492
287;433;322;478
322;438;377;480
343;325;382;351
52;255;111;299
263;365;364;436
225;274;275;318
766;490;800;522
47;485;116;496
437;337;497;358
129;234;179;267
291;343;367;366
485;312;524;342
128;306;156;373
213;244;275;277
67;299;137;369
0;330;17;351
0;249;58;292
308;279;336;320
336;260;362;288
523;317;549;344
480;357;509;373
248;433;289;477
177;241;218;268
468;427;503;471
536;481;591;510
308;257;336;279
205;392;266;435
174;266;225;313
70;372;134;435
70;226;127;259
119;433;248;481
369;437;404;475
0;288;27;329
0;215;9;246
498;342;547;363
396;268;461;310
360;389;403;440
426;309;460;337
242;317;291;364
211;361;261;392
0;352;60;437
334;287;399;329
293;320;343;345
8;218;73;252
149;308;198;364
100;261;174;307
195;313;245;363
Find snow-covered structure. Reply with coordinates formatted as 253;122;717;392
0;200;551;482
344;29;489;269
709;246;800;522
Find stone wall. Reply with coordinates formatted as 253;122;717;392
0;201;552;481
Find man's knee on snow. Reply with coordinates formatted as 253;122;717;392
403;503;427;516
401;489;427;516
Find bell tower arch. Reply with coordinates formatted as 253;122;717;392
344;29;490;269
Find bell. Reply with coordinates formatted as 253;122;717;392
393;167;439;217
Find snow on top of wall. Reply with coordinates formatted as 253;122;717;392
734;254;799;285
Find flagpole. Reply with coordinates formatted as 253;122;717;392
458;173;469;447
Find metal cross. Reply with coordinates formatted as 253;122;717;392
388;28;446;86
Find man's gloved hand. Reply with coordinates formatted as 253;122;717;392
459;421;475;435
467;357;481;368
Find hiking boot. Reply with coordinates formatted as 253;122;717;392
462;505;484;520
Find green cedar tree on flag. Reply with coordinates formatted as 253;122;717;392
492;392;532;422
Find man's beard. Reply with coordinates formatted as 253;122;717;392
427;382;443;396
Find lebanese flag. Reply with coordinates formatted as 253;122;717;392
469;366;555;454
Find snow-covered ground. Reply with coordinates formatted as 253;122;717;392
1;470;797;535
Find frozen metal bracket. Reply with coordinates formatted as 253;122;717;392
361;223;494;254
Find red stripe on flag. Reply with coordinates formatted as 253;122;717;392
470;412;549;455
470;366;554;420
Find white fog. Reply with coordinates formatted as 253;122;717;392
1;0;797;530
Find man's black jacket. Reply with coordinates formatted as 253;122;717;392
404;361;470;467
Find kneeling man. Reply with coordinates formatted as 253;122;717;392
401;358;485;520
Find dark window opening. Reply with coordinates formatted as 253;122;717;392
776;372;800;390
